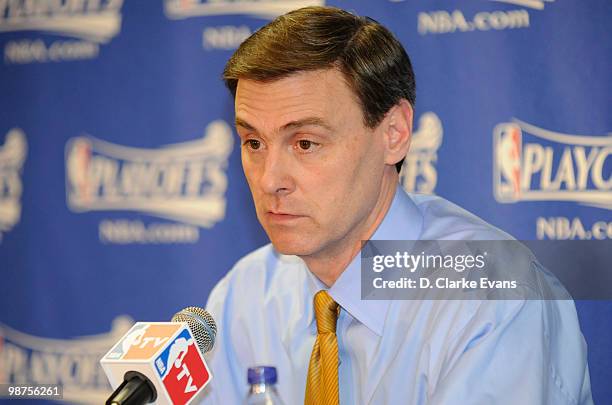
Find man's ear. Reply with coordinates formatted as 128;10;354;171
382;99;413;167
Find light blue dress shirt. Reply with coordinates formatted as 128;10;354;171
201;188;593;404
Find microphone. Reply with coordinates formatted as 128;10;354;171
101;307;217;405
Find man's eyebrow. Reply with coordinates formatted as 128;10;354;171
235;117;256;131
234;117;334;133
281;117;334;132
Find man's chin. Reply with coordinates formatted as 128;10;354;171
269;237;317;257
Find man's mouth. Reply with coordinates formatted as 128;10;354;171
265;211;306;223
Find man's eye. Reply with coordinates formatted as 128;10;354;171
245;140;261;150
298;140;313;150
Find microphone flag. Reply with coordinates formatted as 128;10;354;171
101;322;212;405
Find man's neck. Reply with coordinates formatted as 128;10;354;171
301;170;399;287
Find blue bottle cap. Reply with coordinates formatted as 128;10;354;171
247;366;278;385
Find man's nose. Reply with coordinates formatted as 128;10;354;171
259;147;294;195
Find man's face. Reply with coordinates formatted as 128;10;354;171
235;69;388;259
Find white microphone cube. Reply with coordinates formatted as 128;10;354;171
101;322;212;405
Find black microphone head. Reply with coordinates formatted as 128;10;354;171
171;306;217;354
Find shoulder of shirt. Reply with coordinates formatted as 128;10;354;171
206;244;305;307
409;193;575;300
408;192;514;241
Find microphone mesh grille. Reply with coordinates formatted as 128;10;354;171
171;306;217;354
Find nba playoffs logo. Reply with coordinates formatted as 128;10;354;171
155;329;211;404
493;119;611;210
0;316;133;402
400;112;443;194
164;0;324;19
0;128;27;240
1;0;124;64
0;0;123;43
65;120;234;228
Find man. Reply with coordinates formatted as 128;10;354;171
203;6;592;404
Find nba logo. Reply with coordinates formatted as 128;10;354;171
493;123;522;202
66;137;93;205
156;329;211;405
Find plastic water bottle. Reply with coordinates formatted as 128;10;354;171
244;366;285;405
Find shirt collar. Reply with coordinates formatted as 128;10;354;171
305;187;424;336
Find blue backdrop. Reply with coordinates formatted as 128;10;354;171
0;1;610;403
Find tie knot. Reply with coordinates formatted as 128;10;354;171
313;290;339;334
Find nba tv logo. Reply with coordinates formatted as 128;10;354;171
493;119;611;210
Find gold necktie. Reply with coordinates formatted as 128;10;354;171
305;290;340;405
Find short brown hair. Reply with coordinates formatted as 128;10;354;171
223;6;416;172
